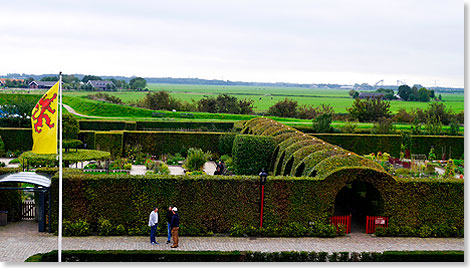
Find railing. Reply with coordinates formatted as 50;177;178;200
22;200;35;220
366;216;389;234
330;215;351;234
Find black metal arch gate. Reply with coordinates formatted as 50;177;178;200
0;186;51;233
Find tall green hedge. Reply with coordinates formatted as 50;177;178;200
312;133;464;159
49;171;463;236
135;121;235;132
79;120;136;131
95;132;123;158
79;120;235;132
78;131;96;149
123;131;228;157
232;135;276;175
0;128;32;152
0;168;22;221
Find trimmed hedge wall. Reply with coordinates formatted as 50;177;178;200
50;170;463;237
0;128;32;152
232;135;276;175
80;131;236;158
136;121;235;132
0;168;22;222
79;120;235;132
312;133;464;159
95;132;123;158
79;120;137;131
78;131;96;150
25;250;464;262
123;131;228;157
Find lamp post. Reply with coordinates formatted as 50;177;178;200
259;169;267;228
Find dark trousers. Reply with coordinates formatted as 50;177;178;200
171;227;179;246
150;224;157;243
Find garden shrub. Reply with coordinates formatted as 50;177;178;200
98;219;126;236
232;135;276;175
63;219;91;236
183;148;212;171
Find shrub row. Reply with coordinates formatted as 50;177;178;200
78;120;235;132
25;250;464;262
49;170;463;237
312;133;464;159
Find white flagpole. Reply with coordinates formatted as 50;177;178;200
58;72;63;262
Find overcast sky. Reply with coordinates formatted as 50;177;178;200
0;0;464;87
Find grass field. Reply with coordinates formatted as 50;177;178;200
63;83;465;114
1;84;464;133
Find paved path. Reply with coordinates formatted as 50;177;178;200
0;221;464;262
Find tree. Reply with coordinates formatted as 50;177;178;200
40;76;59;81
424;115;443;135
297;104;317;119
426;102;452;125
215;94;239;114
129;77;147;90
392;108;414;123
417;87;430;102
140;91;181;111
267;98;298;118
372;118;395;134
398;85;412;101
197;97;218;113
238;99;254;114
63;113;80;140
376;88;395;100
348;90;359;98
347;97;391;122
448;119;460;135
312;106;334;133
81;75;102;82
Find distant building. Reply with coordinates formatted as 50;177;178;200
1;78;25;86
29;81;58;89
358;92;384;99
87;80;114;90
340;85;354;89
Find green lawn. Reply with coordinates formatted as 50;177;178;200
63;83;465;113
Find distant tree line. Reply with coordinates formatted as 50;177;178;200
129;91;255;114
348;84;437;102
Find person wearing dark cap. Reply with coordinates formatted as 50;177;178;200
170;207;180;248
148;207;159;245
165;205;174;244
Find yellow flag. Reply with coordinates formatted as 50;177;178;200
31;81;59;154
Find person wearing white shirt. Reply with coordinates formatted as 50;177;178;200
148;207;159;245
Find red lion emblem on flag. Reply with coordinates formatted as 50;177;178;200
32;93;57;134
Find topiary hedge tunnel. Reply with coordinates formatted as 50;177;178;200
241;117;386;179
